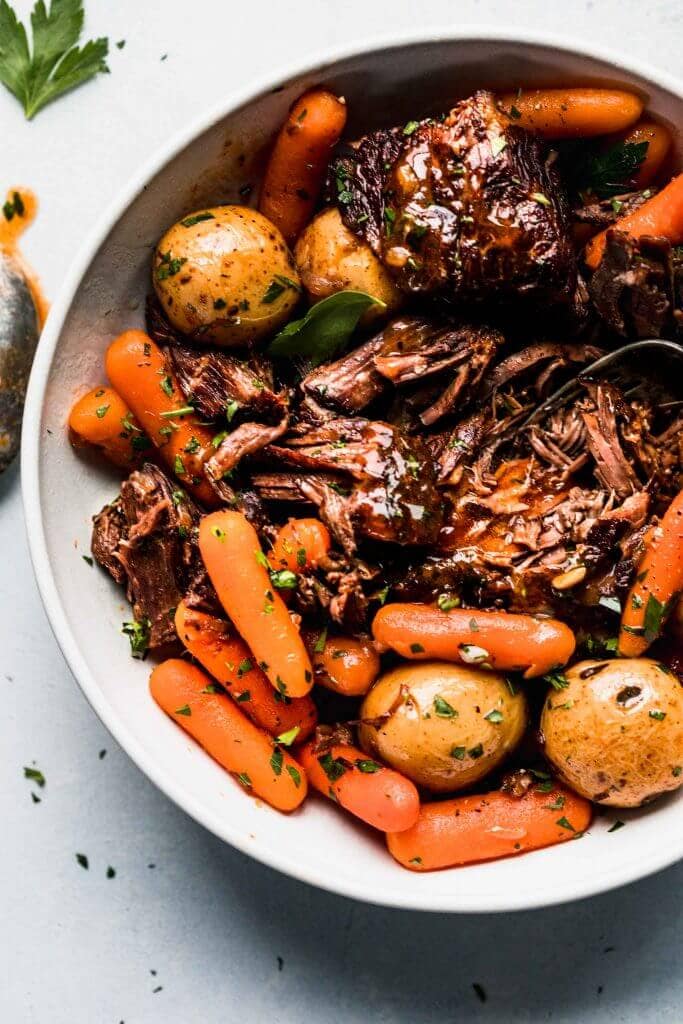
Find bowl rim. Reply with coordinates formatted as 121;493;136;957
22;25;683;913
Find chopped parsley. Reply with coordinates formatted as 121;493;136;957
484;709;503;724
437;593;460;612
237;658;252;678
122;618;150;659
313;628;328;654
468;744;484;759
402;119;419;136
433;696;457;718
156;251;187;280
355;759;381;773
95;404;109;418
544;671;569;691
174;704;191;716
608;820;625;833
556;816;575;832
23;765;45;787
450;746;466;760
410;642;425;653
270;569;297;590
236;772;252;788
180;211;215;227
75;853;89;870
286;764;301;787
226;399;240;422
270;748;283;776
275;726;300;747
159;375;174;397
649;710;667;721
318;752;347;782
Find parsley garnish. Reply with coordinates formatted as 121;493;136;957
556;816;575;832
236;658;252;678
24;765;45;786
286;764;301;788
573;140;649;199
544;671;569;691
226;399;240;422
174;704;191;716
355;759;381;773
410;642;425;653
484;709;503;724
644;594;668;643
122;618;150;659
270;748;283;775
270;569;297;590
468;744;484;759
180;211;215;227
318;752;347;782
450;746;466;760
156;251;187;280
649;709;667;721
0;0;109;120
2;189;24;220
275;726;300;747
608;820;625;832
437;593;460;612
75;852;89;869
433;696;457;718
313;628;327;654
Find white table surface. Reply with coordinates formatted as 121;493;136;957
3;1;683;1020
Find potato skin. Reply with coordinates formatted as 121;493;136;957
358;661;527;793
294;208;403;321
541;658;683;807
152;205;301;347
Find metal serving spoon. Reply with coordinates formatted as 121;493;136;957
519;338;683;430
0;249;40;472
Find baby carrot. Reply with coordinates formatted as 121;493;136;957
198;510;314;698
387;785;592;871
175;601;317;741
268;518;331;573
618;121;673;188
372;604;575;679
68;384;151;468
259;88;347;243
498;87;643;138
619;489;683;656
304;630;380;697
105;329;217;506
585;172;683;268
150;659;307;812
299;739;419;832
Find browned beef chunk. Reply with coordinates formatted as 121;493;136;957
579;383;640;497
325;127;404;251
588;231;682;339
302;332;388;414
332;91;576;308
91;464;215;649
292;551;380;629
168;342;285;422
255;418;444;554
301;316;501;424
205;416;289;480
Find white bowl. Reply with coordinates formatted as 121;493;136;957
22;29;683;912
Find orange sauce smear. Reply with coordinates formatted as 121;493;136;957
0;186;49;326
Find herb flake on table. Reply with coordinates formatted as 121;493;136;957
75;852;89;869
23;765;45;787
0;0;110;120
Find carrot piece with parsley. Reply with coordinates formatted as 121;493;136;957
68;385;151;467
259;89;347;243
387;785;592;871
619;489;683;656
372;604;575;679
175;601;316;741
300;739;419;832
585;172;683;268
149;659;307;812
304;629;380;697
498;87;643;138
268;518;331;573
618;121;673;188
198;510;314;698
105;330;218;505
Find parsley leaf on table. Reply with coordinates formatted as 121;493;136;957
0;0;109;120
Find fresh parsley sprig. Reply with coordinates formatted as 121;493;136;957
0;0;109;120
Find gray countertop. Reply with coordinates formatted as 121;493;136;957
2;1;682;1020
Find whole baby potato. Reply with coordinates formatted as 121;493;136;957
152;205;301;347
541;658;683;807
359;661;527;792
294;208;403;321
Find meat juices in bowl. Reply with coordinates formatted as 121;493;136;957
26;39;683;909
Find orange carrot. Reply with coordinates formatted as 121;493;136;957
175;601;317;741
259;89;347;243
618;121;673;188
68;385;151;468
149;659;307;812
199;510;314;698
304;630;380;697
268;518;331;573
299;739;419;831
585;172;683;268
372;604;575;679
619;489;683;656
387;784;592;870
105;330;218;506
498;87;643;138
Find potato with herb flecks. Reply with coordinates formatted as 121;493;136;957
541;658;683;807
358;661;527;792
152;206;301;347
294;208;402;320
